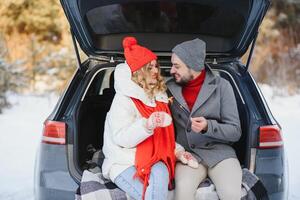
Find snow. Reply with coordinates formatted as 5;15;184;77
0;94;58;200
259;85;300;200
0;86;299;199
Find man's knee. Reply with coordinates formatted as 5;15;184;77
218;187;241;200
174;163;207;200
209;158;242;200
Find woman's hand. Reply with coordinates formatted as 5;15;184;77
176;150;199;169
146;112;172;130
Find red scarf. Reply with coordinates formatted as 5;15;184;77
131;98;176;199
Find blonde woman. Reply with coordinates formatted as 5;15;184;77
101;37;198;200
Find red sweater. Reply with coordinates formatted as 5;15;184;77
182;70;206;111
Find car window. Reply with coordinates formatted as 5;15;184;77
85;1;246;38
98;68;114;95
84;68;115;98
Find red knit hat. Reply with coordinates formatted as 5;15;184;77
123;37;157;72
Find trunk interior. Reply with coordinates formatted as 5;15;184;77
75;61;250;173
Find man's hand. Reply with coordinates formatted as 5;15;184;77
176;151;199;168
190;117;208;133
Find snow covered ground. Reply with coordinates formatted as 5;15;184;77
0;85;299;200
0;94;58;200
259;85;300;200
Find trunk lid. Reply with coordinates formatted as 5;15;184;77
61;0;270;60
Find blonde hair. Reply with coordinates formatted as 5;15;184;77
131;62;166;99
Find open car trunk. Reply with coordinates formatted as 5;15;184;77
75;60;251;174
61;0;269;59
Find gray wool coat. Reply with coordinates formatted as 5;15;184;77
166;67;241;168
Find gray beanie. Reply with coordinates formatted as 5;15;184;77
172;38;206;71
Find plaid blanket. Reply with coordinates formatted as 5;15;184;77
75;166;130;200
75;166;268;200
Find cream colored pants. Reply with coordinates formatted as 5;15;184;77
174;158;242;200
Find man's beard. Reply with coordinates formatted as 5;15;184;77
173;73;193;86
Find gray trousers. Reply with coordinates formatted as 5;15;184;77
174;158;242;200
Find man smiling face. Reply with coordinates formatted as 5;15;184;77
170;53;194;86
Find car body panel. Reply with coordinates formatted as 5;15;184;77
34;144;77;200
256;148;288;200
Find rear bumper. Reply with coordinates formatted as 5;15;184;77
255;148;288;200
34;143;78;200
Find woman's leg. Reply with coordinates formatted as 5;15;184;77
145;161;169;200
114;166;143;200
114;162;170;200
208;158;242;200
174;162;207;200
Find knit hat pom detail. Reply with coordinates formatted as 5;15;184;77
123;37;137;49
122;36;157;72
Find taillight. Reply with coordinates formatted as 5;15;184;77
259;125;283;149
42;120;66;145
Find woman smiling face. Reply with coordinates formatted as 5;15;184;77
131;59;166;98
146;60;159;85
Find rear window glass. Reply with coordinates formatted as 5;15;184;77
85;1;246;38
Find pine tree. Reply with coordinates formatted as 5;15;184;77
0;58;27;113
0;35;27;113
0;0;63;43
0;0;76;94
